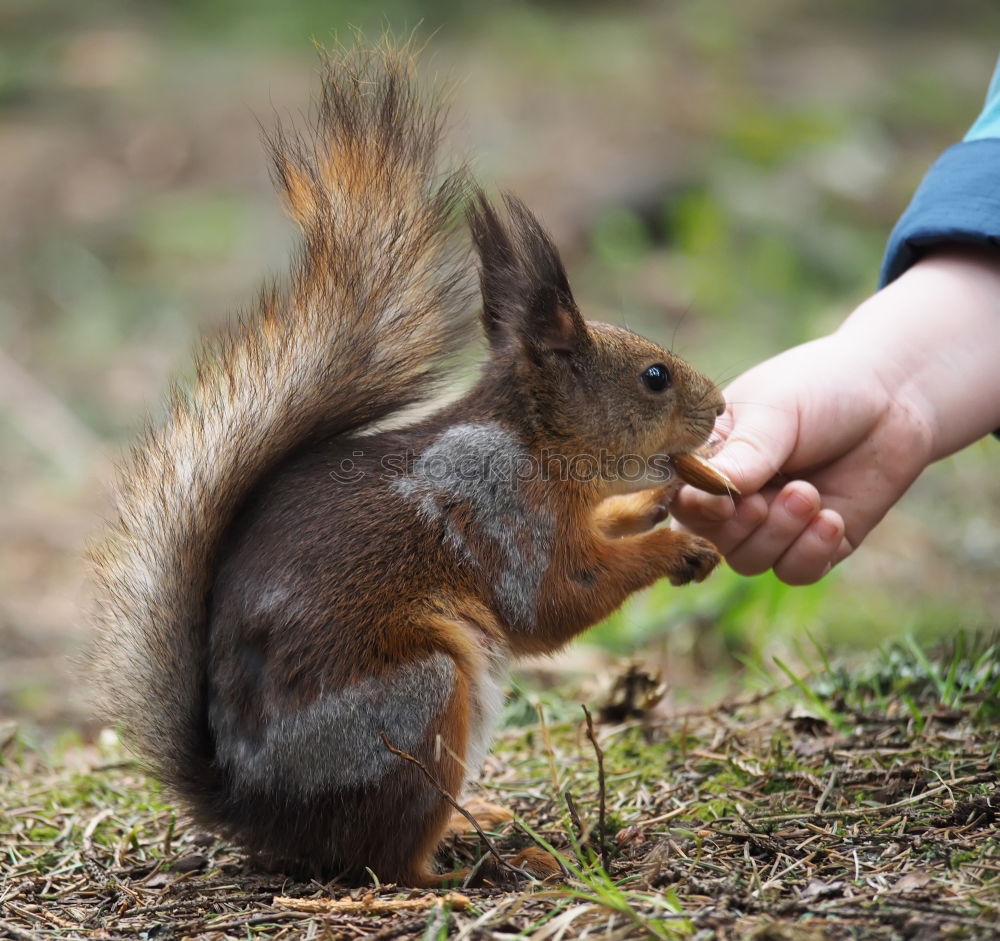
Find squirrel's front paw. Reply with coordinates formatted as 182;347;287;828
666;534;720;586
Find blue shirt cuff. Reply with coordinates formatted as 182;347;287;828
879;138;1000;287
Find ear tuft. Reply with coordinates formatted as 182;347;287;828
467;188;587;355
466;190;515;344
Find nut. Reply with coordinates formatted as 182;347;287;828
673;453;740;497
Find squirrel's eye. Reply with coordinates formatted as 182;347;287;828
641;363;671;392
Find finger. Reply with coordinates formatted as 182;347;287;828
832;536;853;566
787;387;931;557
773;508;846;585
798;438;924;558
670;482;739;526
672;491;770;556
724;481;821;577
683;401;798;526
706;398;798;495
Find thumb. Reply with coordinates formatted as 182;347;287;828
707;399;799;497
672;400;796;527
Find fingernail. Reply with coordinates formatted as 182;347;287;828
784;490;814;520
814;517;839;542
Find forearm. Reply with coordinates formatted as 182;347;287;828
837;245;1000;462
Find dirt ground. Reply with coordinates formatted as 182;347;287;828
2;5;999;939
3;667;998;939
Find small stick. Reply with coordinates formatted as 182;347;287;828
815;770;838;814
81;808;115;852
274;892;471;914
0;920;38;941
563;789;589;847
460;851;493;890
193;912;302;933
582;705;609;873
380;733;532;881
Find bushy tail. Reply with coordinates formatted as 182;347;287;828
87;44;475;800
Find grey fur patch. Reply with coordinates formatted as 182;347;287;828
392;423;553;629
210;652;455;797
394;477;477;565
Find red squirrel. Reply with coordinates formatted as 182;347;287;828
88;45;725;887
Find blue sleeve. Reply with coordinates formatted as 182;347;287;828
879;55;1000;286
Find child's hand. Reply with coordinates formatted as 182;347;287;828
671;335;930;584
671;247;1000;584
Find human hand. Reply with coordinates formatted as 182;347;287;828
671;333;929;584
671;247;1000;584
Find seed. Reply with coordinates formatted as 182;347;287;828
673;453;740;497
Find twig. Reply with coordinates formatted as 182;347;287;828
563;789;589;847
0;920;39;941
81;808;115;851
190;911;304;932
815;770;838;814
379;733;532;881
273;891;471;914
460;851;493;890
582;705;609;873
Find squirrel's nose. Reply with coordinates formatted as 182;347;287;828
715;402;725;417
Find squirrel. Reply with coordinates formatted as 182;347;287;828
88;44;724;887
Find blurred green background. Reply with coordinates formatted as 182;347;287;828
2;0;999;737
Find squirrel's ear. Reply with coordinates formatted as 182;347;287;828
519;288;586;355
468;190;587;355
467;190;516;345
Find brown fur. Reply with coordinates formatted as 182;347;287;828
594;486;675;539
87;42;724;888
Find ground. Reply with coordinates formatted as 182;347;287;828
2;642;997;940
2;5;1000;940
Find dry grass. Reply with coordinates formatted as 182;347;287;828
1;647;998;940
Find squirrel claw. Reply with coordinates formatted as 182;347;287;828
668;535;720;586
